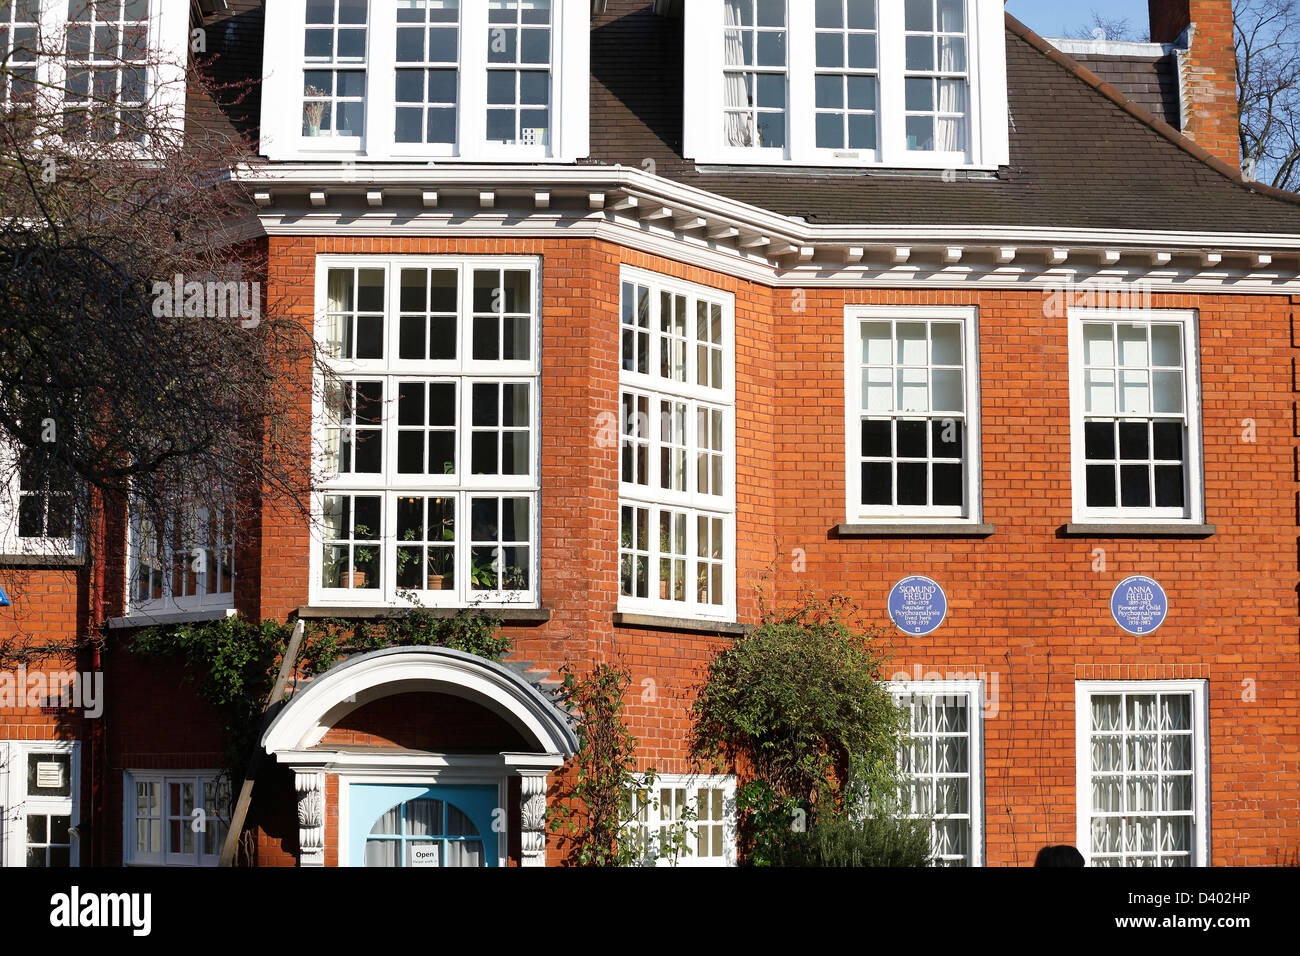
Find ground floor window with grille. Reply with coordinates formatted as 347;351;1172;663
1075;681;1208;866
892;680;983;866
124;771;230;866
0;742;79;867
623;774;736;867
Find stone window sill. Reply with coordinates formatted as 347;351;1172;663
613;612;746;636
107;607;237;629
296;605;553;625
834;523;995;538
1059;523;1216;539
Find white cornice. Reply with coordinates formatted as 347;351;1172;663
232;163;1300;292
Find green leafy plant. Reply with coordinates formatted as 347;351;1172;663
131;615;294;777
690;593;923;865
548;662;690;867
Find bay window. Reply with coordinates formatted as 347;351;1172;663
617;268;735;622
262;0;589;161
684;0;1007;168
1068;309;1203;524
845;306;982;523
1075;681;1209;866
313;256;540;607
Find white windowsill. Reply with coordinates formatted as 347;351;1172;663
106;607;238;629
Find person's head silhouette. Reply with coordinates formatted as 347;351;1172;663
1034;844;1085;867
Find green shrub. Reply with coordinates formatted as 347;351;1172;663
690;593;919;864
770;811;933;867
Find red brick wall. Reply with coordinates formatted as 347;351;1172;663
245;238;1300;866
1149;0;1242;167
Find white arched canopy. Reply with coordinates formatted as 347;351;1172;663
261;646;578;758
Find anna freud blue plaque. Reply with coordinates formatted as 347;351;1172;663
1110;576;1168;635
888;576;947;635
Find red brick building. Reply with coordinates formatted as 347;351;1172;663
2;0;1299;868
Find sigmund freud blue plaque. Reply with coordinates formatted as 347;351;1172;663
888;576;947;635
1110;575;1168;635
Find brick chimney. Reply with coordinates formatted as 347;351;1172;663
1148;0;1241;169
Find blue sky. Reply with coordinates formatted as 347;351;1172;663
1004;0;1150;39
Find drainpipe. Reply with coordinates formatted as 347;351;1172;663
87;488;106;867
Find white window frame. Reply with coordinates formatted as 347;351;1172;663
616;266;736;623
19;0;190;146
124;498;236;616
122;770;229;867
0;740;80;868
1074;680;1211;867
260;0;590;162
844;305;982;524
624;773;737;867
683;0;1008;169
0;441;80;558
890;679;984;867
310;254;542;609
1067;308;1204;525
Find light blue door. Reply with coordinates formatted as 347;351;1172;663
349;783;499;867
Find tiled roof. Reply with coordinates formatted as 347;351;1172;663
1068;52;1180;129
587;2;1300;233
197;1;1300;235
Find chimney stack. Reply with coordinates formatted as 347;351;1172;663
1148;1;1241;169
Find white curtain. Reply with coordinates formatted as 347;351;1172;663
936;80;967;151
723;1;752;146
446;840;484;866
937;0;964;33
327;269;352;357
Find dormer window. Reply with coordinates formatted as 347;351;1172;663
486;0;552;147
0;1;188;143
395;0;458;144
903;0;968;153
813;0;879;152
722;0;787;151
262;0;589;162
303;0;368;139
683;0;1007;169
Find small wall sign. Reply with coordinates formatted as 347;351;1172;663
1110;575;1169;635
409;845;441;867
0;582;9;607
888;576;948;635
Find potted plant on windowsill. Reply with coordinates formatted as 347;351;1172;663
303;89;326;137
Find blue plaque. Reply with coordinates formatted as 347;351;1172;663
0;582;8;607
888;576;947;635
1110;575;1168;635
